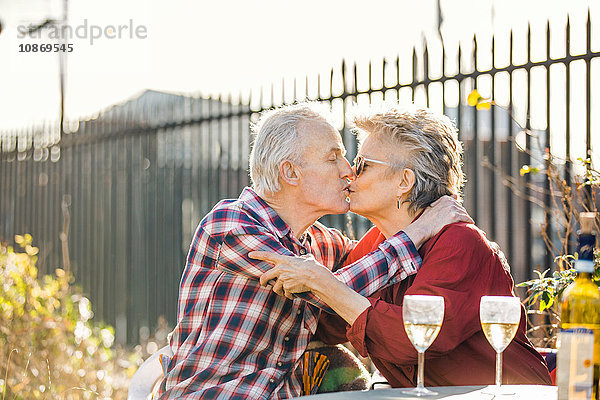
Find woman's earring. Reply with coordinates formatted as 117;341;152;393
397;196;401;209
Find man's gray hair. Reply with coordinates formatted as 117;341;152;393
354;107;465;214
249;103;330;194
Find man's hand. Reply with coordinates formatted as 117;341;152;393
249;251;332;299
403;196;473;248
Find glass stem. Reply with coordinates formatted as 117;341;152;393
417;351;425;389
495;351;503;387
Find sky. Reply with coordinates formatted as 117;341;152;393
0;0;598;156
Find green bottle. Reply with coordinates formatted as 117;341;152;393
558;212;599;400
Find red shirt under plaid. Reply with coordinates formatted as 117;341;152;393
156;188;421;399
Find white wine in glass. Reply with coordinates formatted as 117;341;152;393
481;321;519;352
405;323;442;353
480;295;521;395
402;295;445;397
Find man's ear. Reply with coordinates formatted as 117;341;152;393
397;168;416;198
279;160;301;187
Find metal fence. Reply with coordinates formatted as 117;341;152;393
1;14;599;344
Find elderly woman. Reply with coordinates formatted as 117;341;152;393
251;108;551;387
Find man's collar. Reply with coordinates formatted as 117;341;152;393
300;231;312;247
239;187;292;239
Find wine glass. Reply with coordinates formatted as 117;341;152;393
402;295;445;397
480;295;522;395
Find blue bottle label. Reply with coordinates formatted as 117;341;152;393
576;233;596;273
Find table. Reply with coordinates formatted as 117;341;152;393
298;385;557;399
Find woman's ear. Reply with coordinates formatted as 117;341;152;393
279;160;302;187
397;168;416;198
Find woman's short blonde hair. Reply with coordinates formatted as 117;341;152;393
353;107;465;214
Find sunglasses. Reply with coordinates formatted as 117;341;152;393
352;155;395;177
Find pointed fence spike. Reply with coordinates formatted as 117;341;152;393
382;56;387;87
473;35;478;71
259;85;264;107
509;30;514;65
317;73;321;100
546;21;551;57
330;67;334;97
353;62;358;93
341;59;347;93
587;8;591;53
293;77;297;102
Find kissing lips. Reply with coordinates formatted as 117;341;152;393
343;185;354;203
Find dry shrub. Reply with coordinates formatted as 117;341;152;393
0;235;144;399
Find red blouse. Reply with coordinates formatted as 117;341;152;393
316;223;552;387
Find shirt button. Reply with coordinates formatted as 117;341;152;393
284;336;290;342
269;378;275;383
277;362;282;367
299;248;307;255
297;309;302;315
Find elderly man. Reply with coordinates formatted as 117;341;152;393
253;107;551;389
156;104;470;399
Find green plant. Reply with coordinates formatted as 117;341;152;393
0;235;143;399
518;252;600;312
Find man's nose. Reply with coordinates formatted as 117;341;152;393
340;157;356;181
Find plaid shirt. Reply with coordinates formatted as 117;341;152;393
157;188;421;399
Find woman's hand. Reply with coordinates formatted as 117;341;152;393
249;251;334;299
250;251;372;325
